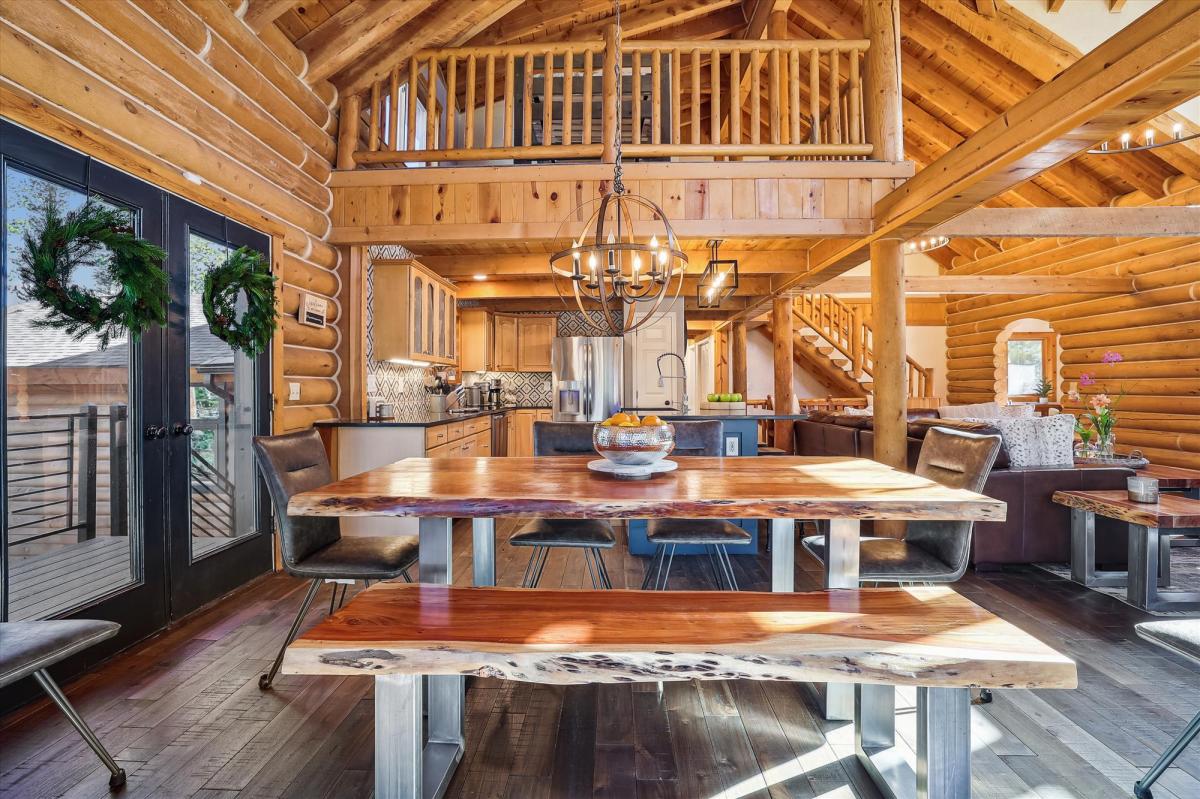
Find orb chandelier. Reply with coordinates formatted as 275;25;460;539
549;1;686;335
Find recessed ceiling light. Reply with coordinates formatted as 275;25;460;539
473;274;487;281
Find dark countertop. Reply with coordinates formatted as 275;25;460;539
319;405;550;428
624;409;811;421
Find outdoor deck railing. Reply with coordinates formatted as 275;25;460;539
346;36;871;167
4;405;128;548
190;450;235;538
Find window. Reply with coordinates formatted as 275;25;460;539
1007;332;1056;399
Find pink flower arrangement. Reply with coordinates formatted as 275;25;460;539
1101;351;1123;364
1090;393;1111;409
1079;373;1096;387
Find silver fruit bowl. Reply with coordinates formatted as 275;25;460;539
593;423;675;466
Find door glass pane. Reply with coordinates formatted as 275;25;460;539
4;166;138;619
1007;339;1044;396
413;275;423;354
187;233;257;559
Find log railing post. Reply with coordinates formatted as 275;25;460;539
336;92;361;169
732;320;748;397
773;297;795;452
602;24;618;163
863;0;902;161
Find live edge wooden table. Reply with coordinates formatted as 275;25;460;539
1054;489;1200;612
288;455;1007;799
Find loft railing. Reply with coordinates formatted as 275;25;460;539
793;294;935;399
344;36;871;168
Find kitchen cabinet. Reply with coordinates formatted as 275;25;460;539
459;308;493;372
508;408;552;457
493;314;519;371
517;316;555;371
372;257;457;365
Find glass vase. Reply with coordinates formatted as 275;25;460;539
1097;431;1116;459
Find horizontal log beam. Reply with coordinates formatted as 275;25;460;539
816;275;1134;295
929;207;1200;238
420;250;808;278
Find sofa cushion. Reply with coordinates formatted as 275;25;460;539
939;401;1002;419
832;415;874;430
993;414;1075;467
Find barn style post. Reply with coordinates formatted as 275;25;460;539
732;321;748;398
772;297;794;452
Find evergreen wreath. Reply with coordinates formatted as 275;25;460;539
17;200;169;349
202;246;278;357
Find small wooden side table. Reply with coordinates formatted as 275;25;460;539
1053;490;1200;611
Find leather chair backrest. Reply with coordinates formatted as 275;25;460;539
533;421;596;456
252;428;340;572
906;426;1002;580
669;420;723;457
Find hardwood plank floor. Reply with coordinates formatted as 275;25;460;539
1;519;1197;798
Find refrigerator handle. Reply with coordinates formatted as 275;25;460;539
583;341;592;419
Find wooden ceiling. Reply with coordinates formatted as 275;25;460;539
243;0;1199;279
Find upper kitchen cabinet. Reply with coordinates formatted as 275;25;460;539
491;314;555;373
373;258;457;366
459;308;493;372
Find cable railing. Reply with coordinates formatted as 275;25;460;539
190;450;235;538
345;35;871;167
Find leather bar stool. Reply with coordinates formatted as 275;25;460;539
510;422;616;589
1134;620;1200;799
801;426;1001;585
252;429;417;689
642;420;750;590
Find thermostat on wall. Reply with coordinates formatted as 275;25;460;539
299;292;328;328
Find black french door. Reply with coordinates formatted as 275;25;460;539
1;122;273;674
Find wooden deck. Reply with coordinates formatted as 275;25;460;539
7;536;235;622
1;520;1198;798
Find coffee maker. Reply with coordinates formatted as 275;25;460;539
487;378;503;407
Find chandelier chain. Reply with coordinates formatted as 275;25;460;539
611;0;624;195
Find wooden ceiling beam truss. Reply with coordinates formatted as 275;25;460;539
297;0;435;85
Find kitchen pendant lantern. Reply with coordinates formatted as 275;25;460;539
696;240;738;309
549;1;687;335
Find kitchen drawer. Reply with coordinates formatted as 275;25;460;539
426;441;453;458
446;421;466;441
464;416;491;436
459;436;478;456
425;425;451;449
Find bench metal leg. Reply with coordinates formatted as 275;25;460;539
472;518;496;587
856;685;970;799
819;518;859;721
1070;509;1125;587
260;577;322;690
1135;710;1200;799
769;518;795;592
32;669;126;790
375;673;422;799
1129;524;1200;611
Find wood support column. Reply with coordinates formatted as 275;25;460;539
732;321;748;398
772;297;795;453
602;24;618;164
862;0;903;161
336;93;362;170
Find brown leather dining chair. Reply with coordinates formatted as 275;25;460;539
641;420;751;590
509;421;616;588
801;426;1002;584
252;428;418;689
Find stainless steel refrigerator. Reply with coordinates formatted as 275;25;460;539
551;337;624;422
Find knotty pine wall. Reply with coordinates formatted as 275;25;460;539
0;0;341;431
943;177;1200;469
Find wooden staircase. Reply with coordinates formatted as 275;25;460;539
765;294;936;401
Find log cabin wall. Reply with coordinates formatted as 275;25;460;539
943;177;1200;470
0;0;341;432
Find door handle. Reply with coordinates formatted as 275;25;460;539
172;423;194;437
144;425;167;440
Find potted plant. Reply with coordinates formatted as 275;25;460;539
1033;377;1054;403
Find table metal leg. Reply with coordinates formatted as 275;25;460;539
856;686;970;799
472;518;496;587
1069;508;1125;587
376;674;422;799
821;519;859;721
414;518;465;798
769;518;795;593
1126;524;1200;611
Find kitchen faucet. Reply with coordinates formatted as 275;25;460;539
656;352;689;415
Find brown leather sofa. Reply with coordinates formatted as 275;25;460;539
794;412;1134;569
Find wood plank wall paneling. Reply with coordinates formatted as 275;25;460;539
943;177;1200;469
0;0;341;432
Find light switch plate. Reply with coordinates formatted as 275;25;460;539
288;381;301;401
725;436;739;456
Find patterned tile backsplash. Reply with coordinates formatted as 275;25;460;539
365;247;620;414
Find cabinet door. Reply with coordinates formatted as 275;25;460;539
517;316;555;371
448;292;457;361
459;309;491;372
425;282;435;357
412;273;425;356
510;411;535;457
494;315;519;371
437;284;447;360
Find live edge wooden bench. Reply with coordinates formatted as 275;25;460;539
284;583;1076;799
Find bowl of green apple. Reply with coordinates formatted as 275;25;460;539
701;392;746;412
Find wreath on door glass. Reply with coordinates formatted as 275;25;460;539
201;246;278;357
17;201;168;349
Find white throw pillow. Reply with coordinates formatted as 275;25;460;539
939;402;1002;419
994;414;1076;467
999;403;1037;418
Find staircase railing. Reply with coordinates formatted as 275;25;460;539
793;294;934;398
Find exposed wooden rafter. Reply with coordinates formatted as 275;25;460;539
930;207;1200;238
297;0;435;85
241;0;298;33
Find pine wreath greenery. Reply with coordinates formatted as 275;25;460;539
202;246;278;357
17;200;169;349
